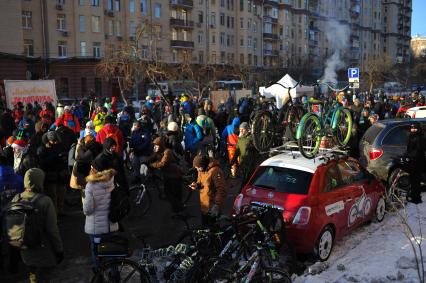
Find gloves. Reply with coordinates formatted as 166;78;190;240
56;251;64;264
209;204;220;217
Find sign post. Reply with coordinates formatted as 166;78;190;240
348;68;360;89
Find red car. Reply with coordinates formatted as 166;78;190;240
233;151;386;261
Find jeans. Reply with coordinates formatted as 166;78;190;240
89;234;101;269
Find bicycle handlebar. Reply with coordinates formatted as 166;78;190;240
315;80;349;93
269;80;301;90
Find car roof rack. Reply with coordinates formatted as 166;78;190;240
269;141;350;162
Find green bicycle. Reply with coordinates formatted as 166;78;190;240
296;82;353;159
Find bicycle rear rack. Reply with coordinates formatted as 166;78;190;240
268;141;349;160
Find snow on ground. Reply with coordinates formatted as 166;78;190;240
295;193;426;283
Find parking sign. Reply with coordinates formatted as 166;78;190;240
348;68;359;79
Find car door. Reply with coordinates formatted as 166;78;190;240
317;163;356;237
337;159;373;230
381;125;410;169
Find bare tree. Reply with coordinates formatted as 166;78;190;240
362;55;394;93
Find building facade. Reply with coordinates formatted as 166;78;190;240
0;0;412;98
411;35;426;59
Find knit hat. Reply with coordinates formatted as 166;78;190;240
24;168;45;193
239;122;249;130
193;155;209;170
167;121;179;132
91;157;107;172
11;139;28;149
46;131;60;142
64;105;71;111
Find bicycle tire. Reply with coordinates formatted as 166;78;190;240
252;267;292;283
285;105;305;141
332;108;353;147
251;111;275;152
91;258;150;283
297;113;321;159
129;185;152;217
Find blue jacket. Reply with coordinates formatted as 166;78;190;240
18;118;35;137
221;117;240;141
130;128;152;156
184;122;203;153
0;165;24;210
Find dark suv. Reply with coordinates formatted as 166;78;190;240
359;118;426;184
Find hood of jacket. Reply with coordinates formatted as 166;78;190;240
207;159;220;171
232;117;240;127
86;169;117;183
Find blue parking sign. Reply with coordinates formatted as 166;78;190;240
348;68;359;79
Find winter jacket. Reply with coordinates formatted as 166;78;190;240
196;159;227;213
93;112;107;133
221;117;240;149
94;147;128;193
18;118;35;137
130;128;152;156
405;131;426;173
55;112;80;134
181;101;194;116
37;139;67;183
231;134;258;173
118;114;132;138
96;124;125;154
184;122;203;153
0;111;16;138
39;109;55;122
79;129;97;140
83;169;119;235
75;140;103;178
18;191;63;267
148;147;183;180
164;131;184;156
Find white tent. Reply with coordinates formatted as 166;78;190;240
258;74;315;109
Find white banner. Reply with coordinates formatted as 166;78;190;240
4;80;58;109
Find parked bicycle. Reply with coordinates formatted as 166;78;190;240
251;81;305;152
296;81;353;159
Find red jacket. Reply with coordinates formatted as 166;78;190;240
55;112;80;134
96;124;124;153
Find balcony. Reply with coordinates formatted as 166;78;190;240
169;0;193;9
263;33;278;40
170;40;194;48
264;0;279;7
264;49;279;56
263;15;278;24
170;18;194;29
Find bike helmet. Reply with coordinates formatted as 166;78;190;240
196;115;208;129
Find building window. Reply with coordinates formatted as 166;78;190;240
198;11;203;23
92;16;100;32
22;11;32;29
240;53;244;64
226;34;230;46
240;37;244;47
129;21;136;36
154;3;161;18
57;14;66;30
220;51;225;63
91;0;99;6
248;0;251;12
115;0;120;11
108;20;113;35
79;0;85;5
248;54;252;65
24;39;34;57
212;33;216;44
220;32;225;46
140;0;146;14
247;37;252;48
240;17;243;29
211;52;216;63
198;51;204;64
94;78;102;96
116;21;121;36
58;41;67;57
231;17;234;28
172;50;177;63
80;41;87;56
211;12;216;27
107;0;113;10
129;0;135;13
253;38;257;50
220;0;225;7
81;78;87;96
198;31;203;43
171;29;177;40
220;13;225;26
227;16;230;28
142;46;148;59
240;0;244;11
155;48;162;60
79;15;85;32
59;78;69;97
254;55;257;66
93;42;101;58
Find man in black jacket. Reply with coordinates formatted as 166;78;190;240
405;122;425;204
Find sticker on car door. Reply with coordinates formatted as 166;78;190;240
325;201;345;216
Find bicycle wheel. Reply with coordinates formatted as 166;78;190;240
251;111;275;152
129;185;152;217
297;113;321;159
252;267;292;283
91;258;150;283
285;105;305;141
332;108;353;147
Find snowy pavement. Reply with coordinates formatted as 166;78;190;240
295;193;426;283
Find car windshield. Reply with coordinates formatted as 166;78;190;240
250;166;313;195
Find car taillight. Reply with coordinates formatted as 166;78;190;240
369;148;383;160
233;193;244;214
293;206;311;225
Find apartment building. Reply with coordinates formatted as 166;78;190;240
0;0;412;98
411;35;426;59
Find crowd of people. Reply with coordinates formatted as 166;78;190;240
0;88;424;281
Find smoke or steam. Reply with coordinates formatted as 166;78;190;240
321;19;350;85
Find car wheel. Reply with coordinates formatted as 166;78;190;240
374;196;386;223
388;168;410;201
315;226;334;261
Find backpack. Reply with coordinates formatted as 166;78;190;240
109;187;130;223
3;194;42;249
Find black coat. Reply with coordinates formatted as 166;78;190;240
405;132;426;173
94;150;128;193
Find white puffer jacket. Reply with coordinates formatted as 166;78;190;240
83;169;119;235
